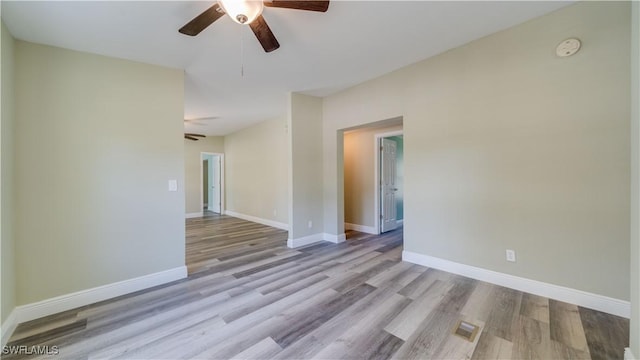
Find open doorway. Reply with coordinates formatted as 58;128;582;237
343;124;403;235
201;152;224;214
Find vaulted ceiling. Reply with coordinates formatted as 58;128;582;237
1;1;570;135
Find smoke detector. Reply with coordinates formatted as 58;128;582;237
556;38;581;57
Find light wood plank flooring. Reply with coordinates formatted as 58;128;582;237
4;214;629;359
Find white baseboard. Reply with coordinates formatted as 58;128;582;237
225;210;289;231
3;266;187;342
402;250;631;318
1;309;18;347
345;223;377;235
396;219;404;225
288;233;324;248
626;348;637;360
323;233;346;243
287;233;347;248
185;212;203;219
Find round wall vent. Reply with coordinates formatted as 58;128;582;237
556;38;581;57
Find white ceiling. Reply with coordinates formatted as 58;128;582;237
1;1;571;136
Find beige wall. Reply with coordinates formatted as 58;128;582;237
324;2;630;300
1;20;16;326
630;1;639;356
14;42;185;305
289;93;324;239
343;125;402;228
184;136;224;214
224;117;288;225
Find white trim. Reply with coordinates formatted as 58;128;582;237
396;219;404;226
323;233;346;243
402;250;631;318
225;210;289;231
625;348;637;360
374;130;403;235
288;233;324;248
7;266;187;330
287;233;346;248
345;223;377;234
1;309;18;347
186;212;204;219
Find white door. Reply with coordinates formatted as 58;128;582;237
381;138;398;233
211;156;221;213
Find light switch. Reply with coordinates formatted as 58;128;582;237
168;179;178;192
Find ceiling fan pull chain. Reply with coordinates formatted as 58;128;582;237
240;25;245;77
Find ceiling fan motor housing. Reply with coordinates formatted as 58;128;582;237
178;1;329;53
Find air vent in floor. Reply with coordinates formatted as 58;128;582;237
453;320;480;342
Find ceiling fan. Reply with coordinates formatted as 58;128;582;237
178;0;330;53
185;133;206;141
184;117;217;141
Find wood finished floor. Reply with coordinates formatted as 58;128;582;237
4;214;629;360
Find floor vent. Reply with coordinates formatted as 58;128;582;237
453;320;480;342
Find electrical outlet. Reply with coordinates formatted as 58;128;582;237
308;220;313;229
506;249;516;262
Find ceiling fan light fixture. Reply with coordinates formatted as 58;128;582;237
218;0;264;24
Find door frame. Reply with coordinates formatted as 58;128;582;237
200;152;225;214
374;130;403;234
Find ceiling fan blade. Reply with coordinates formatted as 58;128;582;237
249;15;280;53
185;117;218;126
185;116;218;121
179;4;225;36
265;1;329;12
185;133;206;137
185;135;200;141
